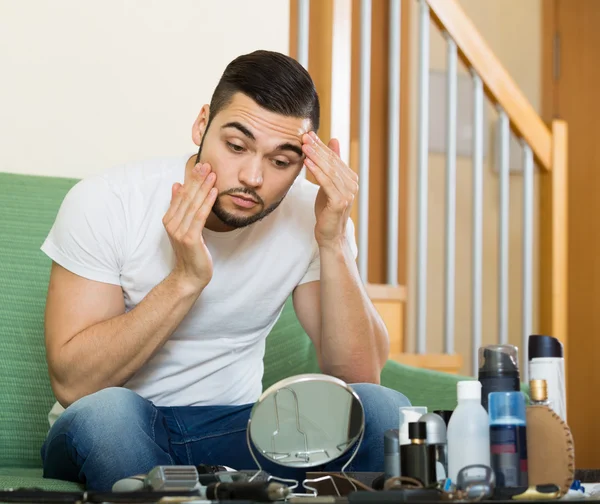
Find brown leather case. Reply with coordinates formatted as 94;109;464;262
526;405;575;495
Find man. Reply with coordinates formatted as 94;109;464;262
41;50;410;491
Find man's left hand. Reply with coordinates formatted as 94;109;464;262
302;132;359;249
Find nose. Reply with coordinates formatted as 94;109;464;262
238;157;263;189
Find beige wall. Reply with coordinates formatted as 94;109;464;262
0;0;289;178
405;0;542;375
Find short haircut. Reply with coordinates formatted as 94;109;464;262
208;50;320;132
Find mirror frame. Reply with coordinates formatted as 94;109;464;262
247;373;365;469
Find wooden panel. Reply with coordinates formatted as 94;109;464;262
541;0;600;468
367;284;406;356
550;120;568;355
292;0;411;285
539;124;569;355
289;0;334;186
389;353;463;375
372;299;404;355
397;0;411;287
349;0;411;285
289;0;298;62
425;0;553;170
541;0;558;124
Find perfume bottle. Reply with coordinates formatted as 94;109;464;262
400;421;436;486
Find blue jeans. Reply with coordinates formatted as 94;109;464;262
41;384;410;491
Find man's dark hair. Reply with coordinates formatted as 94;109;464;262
208;50;320;132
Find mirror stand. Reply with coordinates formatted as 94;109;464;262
302;425;364;496
247;418;365;498
246;419;302;495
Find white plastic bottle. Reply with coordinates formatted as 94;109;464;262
447;381;491;482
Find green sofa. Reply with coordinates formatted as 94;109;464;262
0;171;464;491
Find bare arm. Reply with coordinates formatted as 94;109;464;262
45;162;218;407
293;133;389;384
293;242;389;384
45;264;204;407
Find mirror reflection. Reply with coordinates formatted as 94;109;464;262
249;375;364;468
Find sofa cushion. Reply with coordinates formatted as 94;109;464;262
0;468;83;492
0;172;327;470
261;297;321;391
0;173;79;469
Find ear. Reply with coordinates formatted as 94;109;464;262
192;104;211;146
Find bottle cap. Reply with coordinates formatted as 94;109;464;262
408;421;427;441
433;410;453;426
528;335;563;359
529;379;548;402
457;380;482;401
488;391;527;424
420;413;447;444
478;345;520;379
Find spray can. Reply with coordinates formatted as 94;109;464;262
478;345;521;412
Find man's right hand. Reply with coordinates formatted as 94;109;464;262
162;162;218;293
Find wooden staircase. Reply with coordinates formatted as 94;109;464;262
290;0;566;379
366;284;463;374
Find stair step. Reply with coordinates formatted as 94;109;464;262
366;284;407;356
365;283;407;301
389;353;463;374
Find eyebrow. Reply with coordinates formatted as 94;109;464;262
222;121;255;141
276;143;303;157
221;121;303;158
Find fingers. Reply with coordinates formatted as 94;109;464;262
327;138;341;157
172;182;182;200
163;182;185;224
171;163;212;224
305;132;357;181
186;187;218;242
176;170;217;236
302;133;358;198
304;156;345;202
163;162;215;235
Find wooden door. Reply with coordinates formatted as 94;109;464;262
543;0;600;469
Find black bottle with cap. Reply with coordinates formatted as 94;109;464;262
433;410;453;427
400;421;436;486
478;344;520;412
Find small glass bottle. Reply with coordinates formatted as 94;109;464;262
529;379;552;407
400;421;436;486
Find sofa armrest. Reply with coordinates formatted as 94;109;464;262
381;360;531;411
380;359;468;411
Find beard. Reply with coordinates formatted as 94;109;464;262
212;188;283;229
195;128;286;230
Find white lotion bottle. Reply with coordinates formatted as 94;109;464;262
528;335;567;422
447;381;491;482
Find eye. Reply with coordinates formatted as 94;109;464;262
226;141;245;153
272;159;290;169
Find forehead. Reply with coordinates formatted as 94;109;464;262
214;93;311;144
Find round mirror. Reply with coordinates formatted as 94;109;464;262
248;374;365;468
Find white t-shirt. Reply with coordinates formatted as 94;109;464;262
42;153;357;418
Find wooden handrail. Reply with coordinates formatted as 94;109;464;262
425;0;553;171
